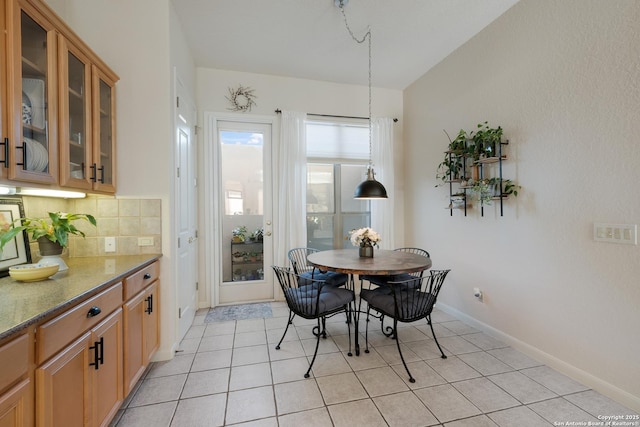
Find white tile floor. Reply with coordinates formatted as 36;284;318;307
110;302;638;426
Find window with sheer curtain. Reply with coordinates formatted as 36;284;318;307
306;120;371;250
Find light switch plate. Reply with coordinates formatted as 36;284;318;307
138;237;154;247
594;223;637;245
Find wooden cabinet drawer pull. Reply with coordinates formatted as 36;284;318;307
87;306;102;318
143;273;151;280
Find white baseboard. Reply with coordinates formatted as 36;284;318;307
436;302;640;413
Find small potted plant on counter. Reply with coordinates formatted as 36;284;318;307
0;211;96;271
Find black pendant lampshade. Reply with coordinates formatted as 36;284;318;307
354;166;388;199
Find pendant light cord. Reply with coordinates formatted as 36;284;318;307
339;3;373;170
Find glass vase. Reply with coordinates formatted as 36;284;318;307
359;244;374;258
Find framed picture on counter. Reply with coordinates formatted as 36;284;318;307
0;198;32;277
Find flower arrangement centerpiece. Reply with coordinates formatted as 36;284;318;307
348;227;381;258
0;211;96;270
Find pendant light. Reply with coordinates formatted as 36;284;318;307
337;0;388;199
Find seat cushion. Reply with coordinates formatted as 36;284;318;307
362;273;416;287
299;270;348;287
286;285;353;317
361;288;436;321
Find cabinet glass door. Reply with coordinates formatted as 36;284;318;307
60;38;92;189
9;4;57;183
92;68;116;192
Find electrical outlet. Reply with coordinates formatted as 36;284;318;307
105;236;116;252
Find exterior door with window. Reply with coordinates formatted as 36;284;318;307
216;120;273;304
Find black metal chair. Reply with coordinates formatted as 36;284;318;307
360;269;451;383
272;265;354;378
288;247;348;287
361;247;431;292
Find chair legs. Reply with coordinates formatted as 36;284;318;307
305;306;352;378
393;319;415;383
426;313;447;359
305;317;323;378
275;310;295;350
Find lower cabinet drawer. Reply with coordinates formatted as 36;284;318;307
0;335;29;392
36;282;123;365
123;261;159;300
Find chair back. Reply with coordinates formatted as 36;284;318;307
388;269;450;322
395;248;430;278
272;265;324;319
288;247;320;275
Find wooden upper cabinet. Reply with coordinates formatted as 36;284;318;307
59;40;117;193
1;0;118;192
90;66;116;193
6;0;58;184
58;35;92;190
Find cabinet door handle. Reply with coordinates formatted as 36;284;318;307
98;165;105;183
0;138;8;168
90;163;97;182
143;273;151;280
16;143;26;170
87;306;102;318
89;337;103;370
145;294;153;315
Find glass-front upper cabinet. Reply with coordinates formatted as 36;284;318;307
59;36;92;189
7;1;58;184
91;66;116;193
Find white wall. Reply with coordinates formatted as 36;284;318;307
195;68;404;306
44;0;196;360
404;0;640;411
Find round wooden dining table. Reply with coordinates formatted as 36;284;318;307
307;248;432;355
307;248;432;276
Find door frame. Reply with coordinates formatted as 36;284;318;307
203;112;278;307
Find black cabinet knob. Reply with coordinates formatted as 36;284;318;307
87;306;102;318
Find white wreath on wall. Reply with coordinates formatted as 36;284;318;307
226;85;257;112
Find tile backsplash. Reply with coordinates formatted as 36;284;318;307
21;195;162;259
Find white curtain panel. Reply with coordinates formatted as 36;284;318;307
274;111;308;267
370;117;395;249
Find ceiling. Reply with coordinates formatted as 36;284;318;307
171;0;519;90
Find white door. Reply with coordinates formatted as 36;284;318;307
210;118;274;305
175;77;197;341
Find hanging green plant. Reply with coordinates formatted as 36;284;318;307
435;129;468;186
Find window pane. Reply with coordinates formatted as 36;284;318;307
343;214;370;248
307;164;334;213
341;164;370;213
307;122;369;159
307;215;334;250
306;121;371;250
220;130;264;282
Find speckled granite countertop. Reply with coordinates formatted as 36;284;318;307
0;254;161;342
